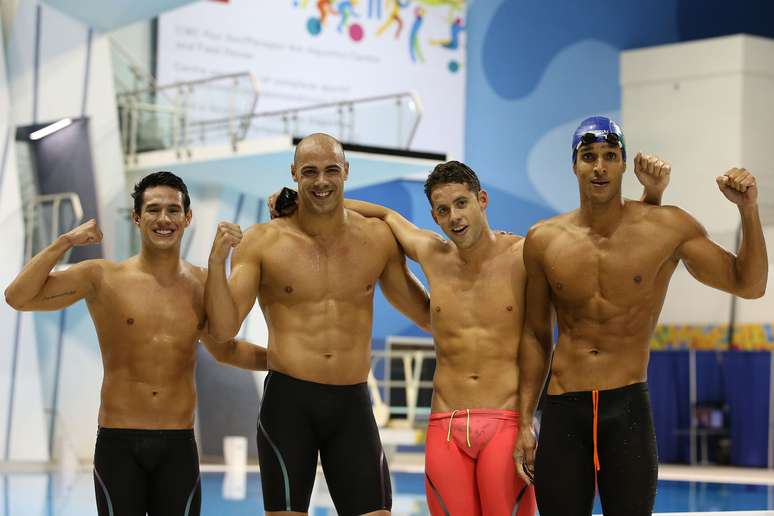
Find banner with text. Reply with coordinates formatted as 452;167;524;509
158;0;466;156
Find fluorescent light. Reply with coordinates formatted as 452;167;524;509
30;118;72;141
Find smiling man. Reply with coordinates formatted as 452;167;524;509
313;154;668;516
5;171;267;516
205;133;431;516
514;116;768;516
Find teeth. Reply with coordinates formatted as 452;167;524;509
313;191;332;198
155;229;173;235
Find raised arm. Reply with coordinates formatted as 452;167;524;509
345;199;441;262
205;223;264;342
377;222;431;332
5;219;103;311
635;152;671;206
676;168;767;299
514;225;554;484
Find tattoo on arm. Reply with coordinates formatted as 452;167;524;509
43;290;76;301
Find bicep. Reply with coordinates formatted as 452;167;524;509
522;240;552;338
679;232;736;293
21;261;98;311
383;212;436;262
228;251;262;321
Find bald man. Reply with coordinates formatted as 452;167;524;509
205;134;431;515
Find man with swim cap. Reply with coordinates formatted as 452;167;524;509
205;133;431;515
514;116;768;516
5;171;267;516
271;150;669;514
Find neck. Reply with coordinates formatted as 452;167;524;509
457;225;496;263
296;201;346;239
138;245;183;275
578;194;624;236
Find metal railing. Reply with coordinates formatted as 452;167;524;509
118;73;423;163
244;91;423;150
118;72;260;163
25;193;84;262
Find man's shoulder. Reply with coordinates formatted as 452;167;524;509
526;212;572;240
494;231;525;254
182;261;208;285
625;200;697;230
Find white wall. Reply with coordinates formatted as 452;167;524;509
0;4;48;462
1;1;126;462
622;35;774;326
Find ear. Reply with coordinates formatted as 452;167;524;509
478;189;489;209
132;210;141;225
343;160;349;181
430;208;438;226
291;163;298;183
185;209;193;227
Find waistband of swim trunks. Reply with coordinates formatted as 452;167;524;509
97;427;195;439
267;369;367;390
429;409;520;422
546;381;648;403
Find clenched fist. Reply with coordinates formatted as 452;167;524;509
634;152;671;194
209;222;243;265
716;168;758;206
63;219;103;247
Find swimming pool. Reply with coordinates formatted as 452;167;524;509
1;470;773;515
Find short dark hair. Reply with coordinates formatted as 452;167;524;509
423;161;481;204
131;171;190;214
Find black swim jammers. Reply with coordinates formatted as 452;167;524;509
257;370;391;515
93;427;201;516
534;382;658;516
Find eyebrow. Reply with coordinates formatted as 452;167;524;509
145;202;183;209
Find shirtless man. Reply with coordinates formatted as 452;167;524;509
514;116;768;516
204;133;430;516
5;171;267;516
333;156;667;516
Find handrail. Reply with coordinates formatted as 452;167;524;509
116;72;259;98
251;91;421;118
118;71;260;162
25;193;84;262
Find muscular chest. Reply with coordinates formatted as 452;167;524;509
260;235;386;302
93;273;204;342
426;254;524;326
543;228;677;307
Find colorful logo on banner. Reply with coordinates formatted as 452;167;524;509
650;323;774;351
294;0;465;71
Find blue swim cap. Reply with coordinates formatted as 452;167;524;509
571;116;626;164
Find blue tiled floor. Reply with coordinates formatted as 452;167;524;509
1;471;773;515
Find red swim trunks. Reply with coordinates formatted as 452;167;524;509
425;409;536;516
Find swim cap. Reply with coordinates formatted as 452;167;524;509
571;116;626;164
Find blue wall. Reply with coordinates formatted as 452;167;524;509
465;0;774;210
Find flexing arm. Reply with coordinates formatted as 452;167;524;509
200;332;268;371
513;226;554;484
635;152;671;206
676;168;767;299
345;199;441;262
377;223;431;332
205;223;263;342
5;219;103;311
